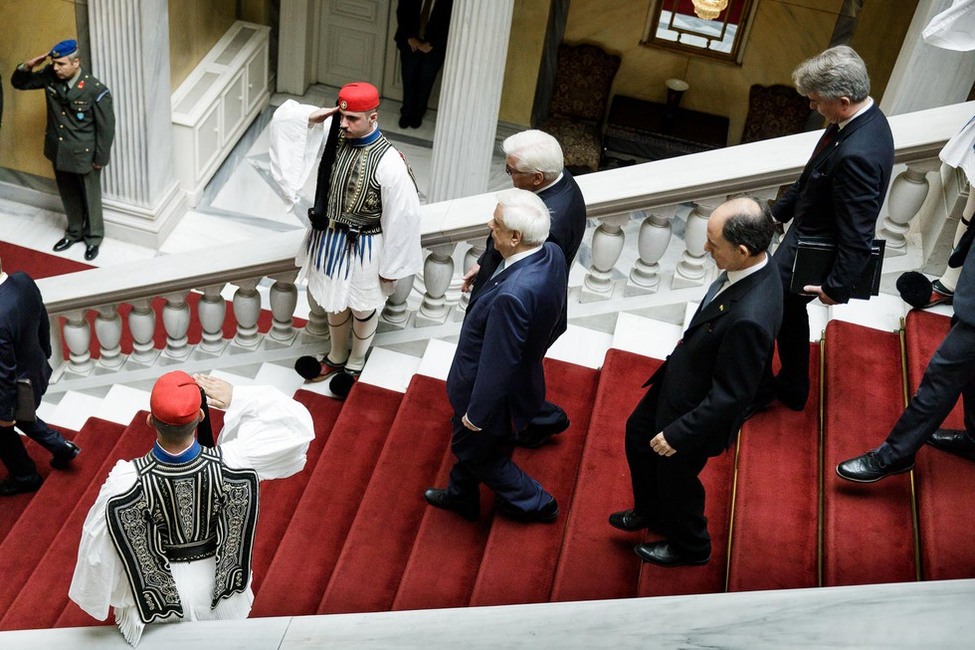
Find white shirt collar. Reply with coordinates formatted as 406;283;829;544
839;97;873;130
725;253;768;287
503;245;543;269
0;272;8;286
535;171;563;194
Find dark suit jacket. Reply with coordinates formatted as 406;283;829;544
395;0;454;54
0;272;54;420
646;261;783;456
772;103;893;304
11;65;115;173
447;242;567;432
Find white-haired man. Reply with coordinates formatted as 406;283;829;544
462;129;587;448
426;188;567;523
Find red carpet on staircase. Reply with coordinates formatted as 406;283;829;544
251;383;404;618
904;310;975;581
821;320;916;587
0;240;93;279
727;347;821;592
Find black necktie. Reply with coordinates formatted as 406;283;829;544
419;0;433;40
702;271;729;306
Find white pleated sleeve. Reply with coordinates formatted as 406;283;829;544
376;148;423;281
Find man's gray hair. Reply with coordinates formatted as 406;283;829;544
495;188;551;245
502;129;564;182
792;45;870;103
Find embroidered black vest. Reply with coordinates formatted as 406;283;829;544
105;447;259;624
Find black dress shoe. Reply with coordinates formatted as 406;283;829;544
53;237;80;252
0;474;44;496
515;416;570;449
927;428;975;462
836;450;914;483
51;440;81;469
608;509;660;533
634;540;710;567
775;379;808;412
398;115;410;129
84;244;100;260
424;488;479;521
496;497;559;523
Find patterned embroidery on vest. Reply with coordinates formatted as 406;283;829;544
106;449;259;623
306;134;391;277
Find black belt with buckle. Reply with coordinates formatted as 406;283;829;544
164;537;218;562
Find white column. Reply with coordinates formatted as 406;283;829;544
416;244;457;325
881;0;975;116
277;0;317;95
63;310;95;375
88;0;187;247
268;272;300;344
127;298;160;365
382;275;415;327
197;285;228;356
427;0;515;202
162;291;192;359
94;304;124;368
232;279;262;349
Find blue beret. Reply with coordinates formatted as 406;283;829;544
50;39;78;58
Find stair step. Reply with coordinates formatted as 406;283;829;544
468;360;600;607
0;417;132;630
250;382;404;618
728;346;820;591
904;310;975;581
822;320;916;586
249;389;345;593
0;433;73;546
318;374;454;614
550;349;655;602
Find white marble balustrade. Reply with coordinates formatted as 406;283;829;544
35;101;975;385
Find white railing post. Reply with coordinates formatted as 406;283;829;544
162;291;192;359
232;279;262;349
303;288;329;339
582;214;629;302
127;297;159;365
382;274;415;327
456;238;485;318
197;284;228;355
268;271;299;345
417;244;456;325
673;199;719;288
879;160;941;256
626;210;673;296
94;304;124;368
62;309;94;375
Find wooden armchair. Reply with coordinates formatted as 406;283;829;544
740;84;811;144
541;43;621;174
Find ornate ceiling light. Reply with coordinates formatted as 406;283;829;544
691;0;729;20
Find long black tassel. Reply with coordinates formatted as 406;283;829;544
309;101;342;231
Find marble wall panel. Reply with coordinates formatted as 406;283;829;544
499;0;552;125
0;1;78;178
168;0;237;91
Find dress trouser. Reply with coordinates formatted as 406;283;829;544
0;425;38;479
774;290;815;397
879;317;975;464
54;167;104;245
0;416;68;479
447;414;552;513
398;48;445;124
625;387;712;556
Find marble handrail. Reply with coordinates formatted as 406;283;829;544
39;100;975;312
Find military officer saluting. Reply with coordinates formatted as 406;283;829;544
12;39;115;261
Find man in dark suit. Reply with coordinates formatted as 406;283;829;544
394;0;453;129
425;188;567;523
11;39;115;261
837;225;975;482
0;256;81;495
610;197;782;566
763;45;894;412
462;129;587;448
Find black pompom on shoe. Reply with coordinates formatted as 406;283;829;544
896;271;933;309
294;355;323;380
329;370;359;400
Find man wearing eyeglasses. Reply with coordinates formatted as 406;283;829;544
461;129;587;449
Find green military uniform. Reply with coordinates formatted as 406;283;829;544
11;62;115;246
